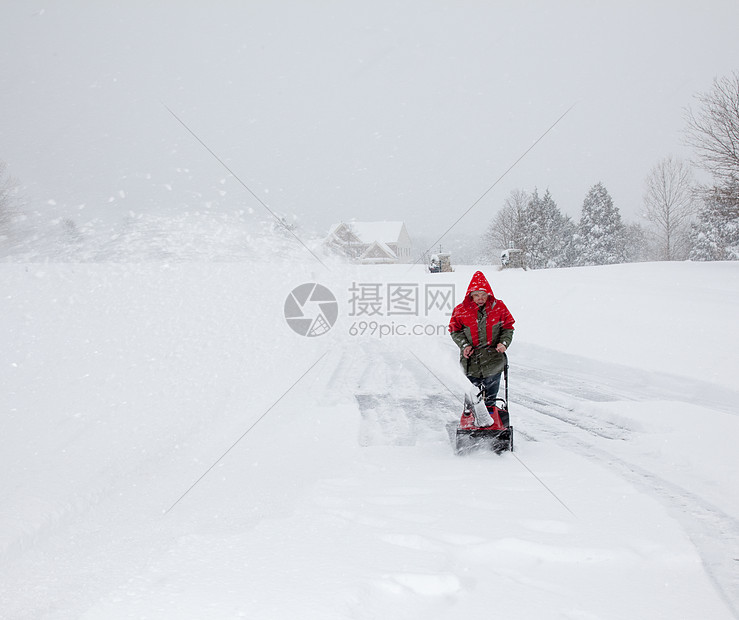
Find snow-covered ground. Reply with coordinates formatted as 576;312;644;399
1;253;738;619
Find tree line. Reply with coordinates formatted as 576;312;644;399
3;73;738;264
484;72;739;267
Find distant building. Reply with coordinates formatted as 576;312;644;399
325;221;413;264
428;252;453;272
501;248;526;269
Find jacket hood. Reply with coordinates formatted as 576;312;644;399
465;271;495;300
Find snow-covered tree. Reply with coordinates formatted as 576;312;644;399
683;73;739;261
689;184;739;261
623;221;651;263
521;189;575;269
0;161;18;244
574;183;626;266
642;157;696;260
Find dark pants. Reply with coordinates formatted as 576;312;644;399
468;372;508;427
467;373;501;408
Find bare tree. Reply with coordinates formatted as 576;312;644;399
643;157;696;260
486;188;529;251
684;72;739;188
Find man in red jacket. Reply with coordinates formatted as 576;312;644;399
449;271;515;417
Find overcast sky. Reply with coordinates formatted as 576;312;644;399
2;1;738;244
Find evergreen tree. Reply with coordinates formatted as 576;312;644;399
689;184;739;260
521;189;574;269
575;182;626;265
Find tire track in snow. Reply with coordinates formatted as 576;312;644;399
514;391;632;441
513;346;739;417
517;380;739;619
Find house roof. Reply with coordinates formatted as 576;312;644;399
328;221;406;244
360;240;398;261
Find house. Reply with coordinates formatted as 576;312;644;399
325;221;413;264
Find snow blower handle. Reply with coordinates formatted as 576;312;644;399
464;345;509;378
464;343;507;356
503;352;509;405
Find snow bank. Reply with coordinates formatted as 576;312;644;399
460;261;739;391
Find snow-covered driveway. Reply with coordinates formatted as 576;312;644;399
2;262;737;619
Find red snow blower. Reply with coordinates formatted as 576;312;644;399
452;354;513;455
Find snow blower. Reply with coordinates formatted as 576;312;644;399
453;355;512;455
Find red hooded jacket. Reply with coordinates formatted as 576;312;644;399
449;271;515;376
